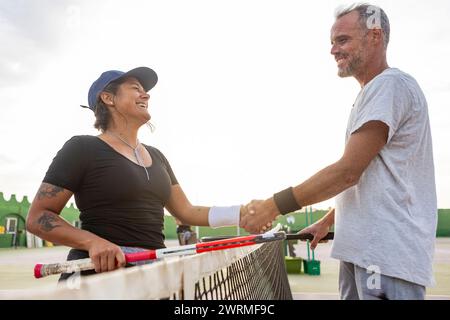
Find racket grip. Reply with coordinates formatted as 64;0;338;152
286;232;334;241
34;250;158;279
34;258;95;279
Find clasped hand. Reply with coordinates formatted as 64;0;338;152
239;199;279;233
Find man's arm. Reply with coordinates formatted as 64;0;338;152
240;120;389;233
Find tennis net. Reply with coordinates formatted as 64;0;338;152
194;240;292;300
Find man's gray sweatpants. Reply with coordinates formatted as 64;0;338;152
339;261;426;300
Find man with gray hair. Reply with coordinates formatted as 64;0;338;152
240;3;437;300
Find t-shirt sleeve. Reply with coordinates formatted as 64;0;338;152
43;136;89;192
153;147;179;185
350;75;409;143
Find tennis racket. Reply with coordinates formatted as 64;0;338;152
34;231;286;279
201;232;334;242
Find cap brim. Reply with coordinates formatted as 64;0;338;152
120;67;158;92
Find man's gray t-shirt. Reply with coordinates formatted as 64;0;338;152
331;68;437;287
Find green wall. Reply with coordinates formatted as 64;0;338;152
0;192;80;248
0;193;29;247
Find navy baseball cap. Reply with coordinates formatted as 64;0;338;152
81;66;158;111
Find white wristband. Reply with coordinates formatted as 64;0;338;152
208;205;241;228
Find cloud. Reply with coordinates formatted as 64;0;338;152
0;0;85;87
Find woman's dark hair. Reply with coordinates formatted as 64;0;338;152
93;79;126;132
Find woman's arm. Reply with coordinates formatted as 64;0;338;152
26;182;126;273
164;185;212;226
165;184;251;227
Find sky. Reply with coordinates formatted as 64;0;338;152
0;0;449;211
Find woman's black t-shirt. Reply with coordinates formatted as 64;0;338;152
43;135;178;249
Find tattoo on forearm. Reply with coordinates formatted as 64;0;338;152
37;183;64;200
37;212;61;232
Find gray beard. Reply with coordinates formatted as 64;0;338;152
338;54;364;77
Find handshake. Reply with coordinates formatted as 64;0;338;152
237;197;332;251
211;187;332;249
239;199;279;234
238;186;303;233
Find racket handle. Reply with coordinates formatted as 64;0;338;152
34;258;95;279
34;250;159;279
286;232;334;241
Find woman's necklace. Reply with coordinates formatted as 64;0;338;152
107;132;150;181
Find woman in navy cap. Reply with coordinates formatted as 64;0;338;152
26;67;249;280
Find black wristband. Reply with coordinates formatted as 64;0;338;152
273;187;302;215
